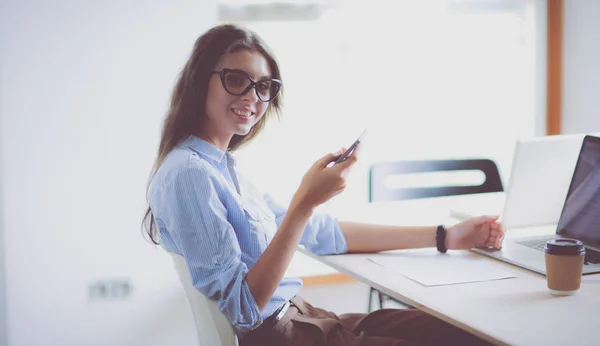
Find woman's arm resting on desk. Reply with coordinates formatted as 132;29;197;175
340;223;437;253
340;215;505;253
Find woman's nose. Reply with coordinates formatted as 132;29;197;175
241;85;259;102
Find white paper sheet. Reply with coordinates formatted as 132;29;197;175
368;250;518;286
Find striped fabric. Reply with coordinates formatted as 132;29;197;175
148;136;348;338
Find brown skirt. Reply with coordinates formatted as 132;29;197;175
241;296;491;346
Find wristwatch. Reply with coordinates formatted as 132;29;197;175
436;225;448;253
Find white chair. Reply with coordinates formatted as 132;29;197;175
169;252;239;346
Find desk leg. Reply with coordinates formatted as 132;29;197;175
368;287;376;312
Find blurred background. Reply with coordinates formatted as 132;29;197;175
1;0;599;345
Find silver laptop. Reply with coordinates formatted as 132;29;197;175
450;133;591;228
472;135;600;275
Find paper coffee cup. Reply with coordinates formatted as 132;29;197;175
544;238;585;296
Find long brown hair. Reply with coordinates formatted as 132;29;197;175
142;24;283;244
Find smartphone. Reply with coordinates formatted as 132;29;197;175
333;129;367;165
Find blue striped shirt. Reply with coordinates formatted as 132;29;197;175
148;136;348;338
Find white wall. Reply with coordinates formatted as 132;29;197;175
0;1;216;345
0;122;6;344
562;0;600;134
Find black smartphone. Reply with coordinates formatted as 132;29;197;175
333;129;367;165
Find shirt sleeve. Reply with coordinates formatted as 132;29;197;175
160;163;262;333
263;194;349;255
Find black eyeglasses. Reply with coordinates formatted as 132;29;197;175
213;69;282;102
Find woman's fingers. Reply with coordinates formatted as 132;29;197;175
486;228;503;249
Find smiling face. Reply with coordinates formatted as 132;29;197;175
202;49;272;151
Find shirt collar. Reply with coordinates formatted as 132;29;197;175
181;136;237;166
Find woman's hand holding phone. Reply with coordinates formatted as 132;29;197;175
291;142;361;213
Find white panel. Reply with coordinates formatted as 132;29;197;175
562;0;600;134
0;1;217;345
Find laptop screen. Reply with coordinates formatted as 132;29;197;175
557;136;600;247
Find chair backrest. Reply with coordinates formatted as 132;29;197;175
169;252;239;346
369;159;504;202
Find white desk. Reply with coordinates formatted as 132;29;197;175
296;198;600;346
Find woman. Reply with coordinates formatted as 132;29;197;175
143;24;503;346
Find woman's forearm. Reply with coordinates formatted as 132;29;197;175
246;202;313;311
340;221;437;253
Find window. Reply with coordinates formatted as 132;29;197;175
223;0;545;217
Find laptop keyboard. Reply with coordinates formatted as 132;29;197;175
516;238;600;265
516;238;551;252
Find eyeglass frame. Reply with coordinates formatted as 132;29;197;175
212;68;282;102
